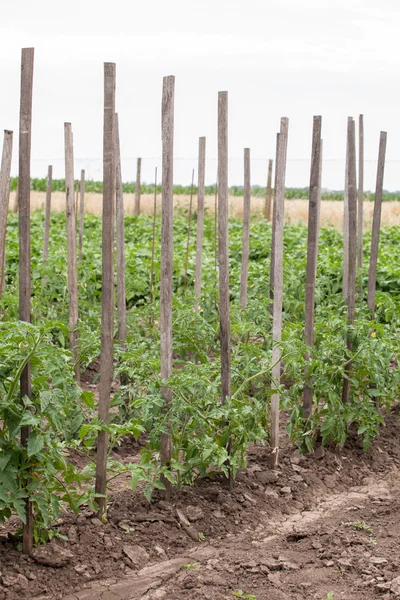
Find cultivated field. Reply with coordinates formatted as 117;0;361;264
13;190;400;228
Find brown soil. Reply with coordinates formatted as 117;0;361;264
1;406;400;600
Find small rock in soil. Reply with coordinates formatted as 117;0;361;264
268;572;281;586
123;544;150;567
154;545;168;559
280;487;291;495
256;471;278;486
370;556;388;565
186;506;204;522
67;525;78;544
91;517;103;527
176;508;191;527
212;510;224;519
32;543;74;567
2;573;29;589
324;475;337;489
74;564;88;574
390;576;400;594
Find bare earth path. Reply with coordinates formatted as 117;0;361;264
60;466;400;600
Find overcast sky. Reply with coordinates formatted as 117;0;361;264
1;0;399;190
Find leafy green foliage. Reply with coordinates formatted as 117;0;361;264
1;208;399;517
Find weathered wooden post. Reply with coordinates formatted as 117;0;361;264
150;167;157;303
367;132;387;317
270;117;289;469
302;117;322;421
183;169;195;291
343;116;353;299
19;47;34;555
357;114;364;271
341;118;357;404
160;76;175;498
64;124;80;383
0;130;13;298
134;157;141;216
269;132;280;312
264;158;273;220
95;62;116;518
194;137;206;303
78;169;85;261
218;91;231;404
115;114;126;344
42;165;52;263
239;147;251;308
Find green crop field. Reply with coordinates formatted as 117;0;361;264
1;210;399;542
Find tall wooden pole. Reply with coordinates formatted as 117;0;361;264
183;169;195;291
134;157;141;216
302;117;322;421
19;47;34;556
270;117;289;469
0;130;13;298
343;117;353;299
115;114;126;344
42;165;52;263
239;147;251;309
367;132;387;317
160;76;175;498
264;159;273;220
194;137;206;303
95;63;116;518
357;114;364;271
341;118;357;404
78;169;85;261
150;167;157;303
269;133;280;312
64;124;80;383
218;91;231;409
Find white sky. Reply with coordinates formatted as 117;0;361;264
1;0;399;190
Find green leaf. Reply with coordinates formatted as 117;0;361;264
27;436;44;457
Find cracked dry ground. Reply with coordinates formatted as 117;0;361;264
2;410;400;600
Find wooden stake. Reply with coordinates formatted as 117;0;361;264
269;133;280;311
0;130;13;299
367;132;387;316
95;63;116;518
341;118;357;404
42;165;52;263
270;117;289;469
19;47;34;556
12;182;19;213
149;167;157;303
64;124;80;383
134;157;141;216
264;158;273;220
239;148;251;309
218;91;231;408
343;117;353;299
302;117;322;421
160;75;175;498
115;114;126;344
214;175;218;299
357;114;364;271
194;137;206;303
183;169;195;291
78;169;85;261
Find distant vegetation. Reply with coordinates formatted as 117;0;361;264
10;177;400;202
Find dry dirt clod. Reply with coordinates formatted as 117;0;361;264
186;506;204;522
122;544;150;569
32;544;74;568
